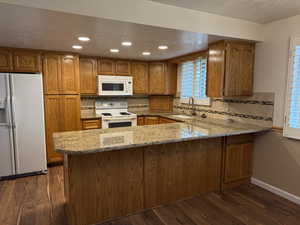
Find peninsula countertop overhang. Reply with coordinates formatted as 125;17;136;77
53;114;271;155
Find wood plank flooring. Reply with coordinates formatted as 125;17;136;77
1;166;300;225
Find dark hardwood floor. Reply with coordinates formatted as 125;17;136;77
1;166;300;225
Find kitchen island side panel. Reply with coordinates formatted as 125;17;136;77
64;138;222;225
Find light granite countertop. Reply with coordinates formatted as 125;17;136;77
54;111;271;155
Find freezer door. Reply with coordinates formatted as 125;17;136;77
0;73;15;177
10;73;47;174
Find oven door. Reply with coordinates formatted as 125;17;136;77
102;118;137;129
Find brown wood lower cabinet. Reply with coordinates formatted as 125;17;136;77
222;134;254;189
44;95;80;163
137;116;145;126
144;116;159;125
81;119;101;130
64;138;222;225
138;116;177;126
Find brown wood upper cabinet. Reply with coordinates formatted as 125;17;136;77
98;58;115;75
132;62;149;94
79;58;97;95
43;53;80;95
149;62;177;95
0;48;41;72
44;95;81;163
13;50;41;72
115;60;131;75
207;40;255;97
0;48;13;72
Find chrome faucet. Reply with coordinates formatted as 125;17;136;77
188;97;197;116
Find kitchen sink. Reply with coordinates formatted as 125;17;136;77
172;115;192;119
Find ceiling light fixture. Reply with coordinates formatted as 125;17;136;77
158;45;168;50
122;41;132;46
78;36;91;42
142;52;151;56
72;45;82;50
110;49;119;53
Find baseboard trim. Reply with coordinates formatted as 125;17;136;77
251;178;300;205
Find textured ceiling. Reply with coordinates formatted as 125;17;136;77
0;3;226;60
149;0;300;23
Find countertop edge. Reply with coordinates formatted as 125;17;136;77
55;128;271;155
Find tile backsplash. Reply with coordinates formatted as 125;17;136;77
80;92;274;127
80;96;149;115
173;92;274;126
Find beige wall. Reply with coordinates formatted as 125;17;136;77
253;130;300;197
253;15;300;198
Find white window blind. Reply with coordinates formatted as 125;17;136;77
284;37;300;139
180;61;194;99
180;58;210;105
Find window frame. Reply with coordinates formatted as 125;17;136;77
179;57;211;106
283;37;300;140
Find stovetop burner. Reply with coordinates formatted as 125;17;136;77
120;112;130;115
102;113;112;116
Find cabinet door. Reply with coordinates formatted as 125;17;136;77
0;48;13;72
44;95;63;163
115;60;131;75
206;42;225;97
144;116;159;125
80;58;97;94
132;62;149;94
61;55;80;94
98;58;115;75
13;50;41;72
61;95;81;131
165;63;177;95
240;47;254;96
224;141;253;183
43;54;61;94
149;63;166;95
149;96;173;112
224;42;254;96
137;116;145;126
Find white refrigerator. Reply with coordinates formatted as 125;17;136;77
0;73;47;178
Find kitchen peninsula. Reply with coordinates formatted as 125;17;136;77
54;115;270;225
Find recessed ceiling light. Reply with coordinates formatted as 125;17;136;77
122;41;132;46
72;45;82;50
78;36;90;42
158;45;168;50
142;52;151;56
110;49;119;53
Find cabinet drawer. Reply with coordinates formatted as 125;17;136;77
82;119;101;130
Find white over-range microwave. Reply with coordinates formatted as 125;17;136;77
97;75;133;96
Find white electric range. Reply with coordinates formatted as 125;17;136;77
95;100;137;129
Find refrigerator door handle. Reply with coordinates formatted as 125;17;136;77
9;77;19;173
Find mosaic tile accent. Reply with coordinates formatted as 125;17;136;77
173;92;274;126
213;99;274;105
